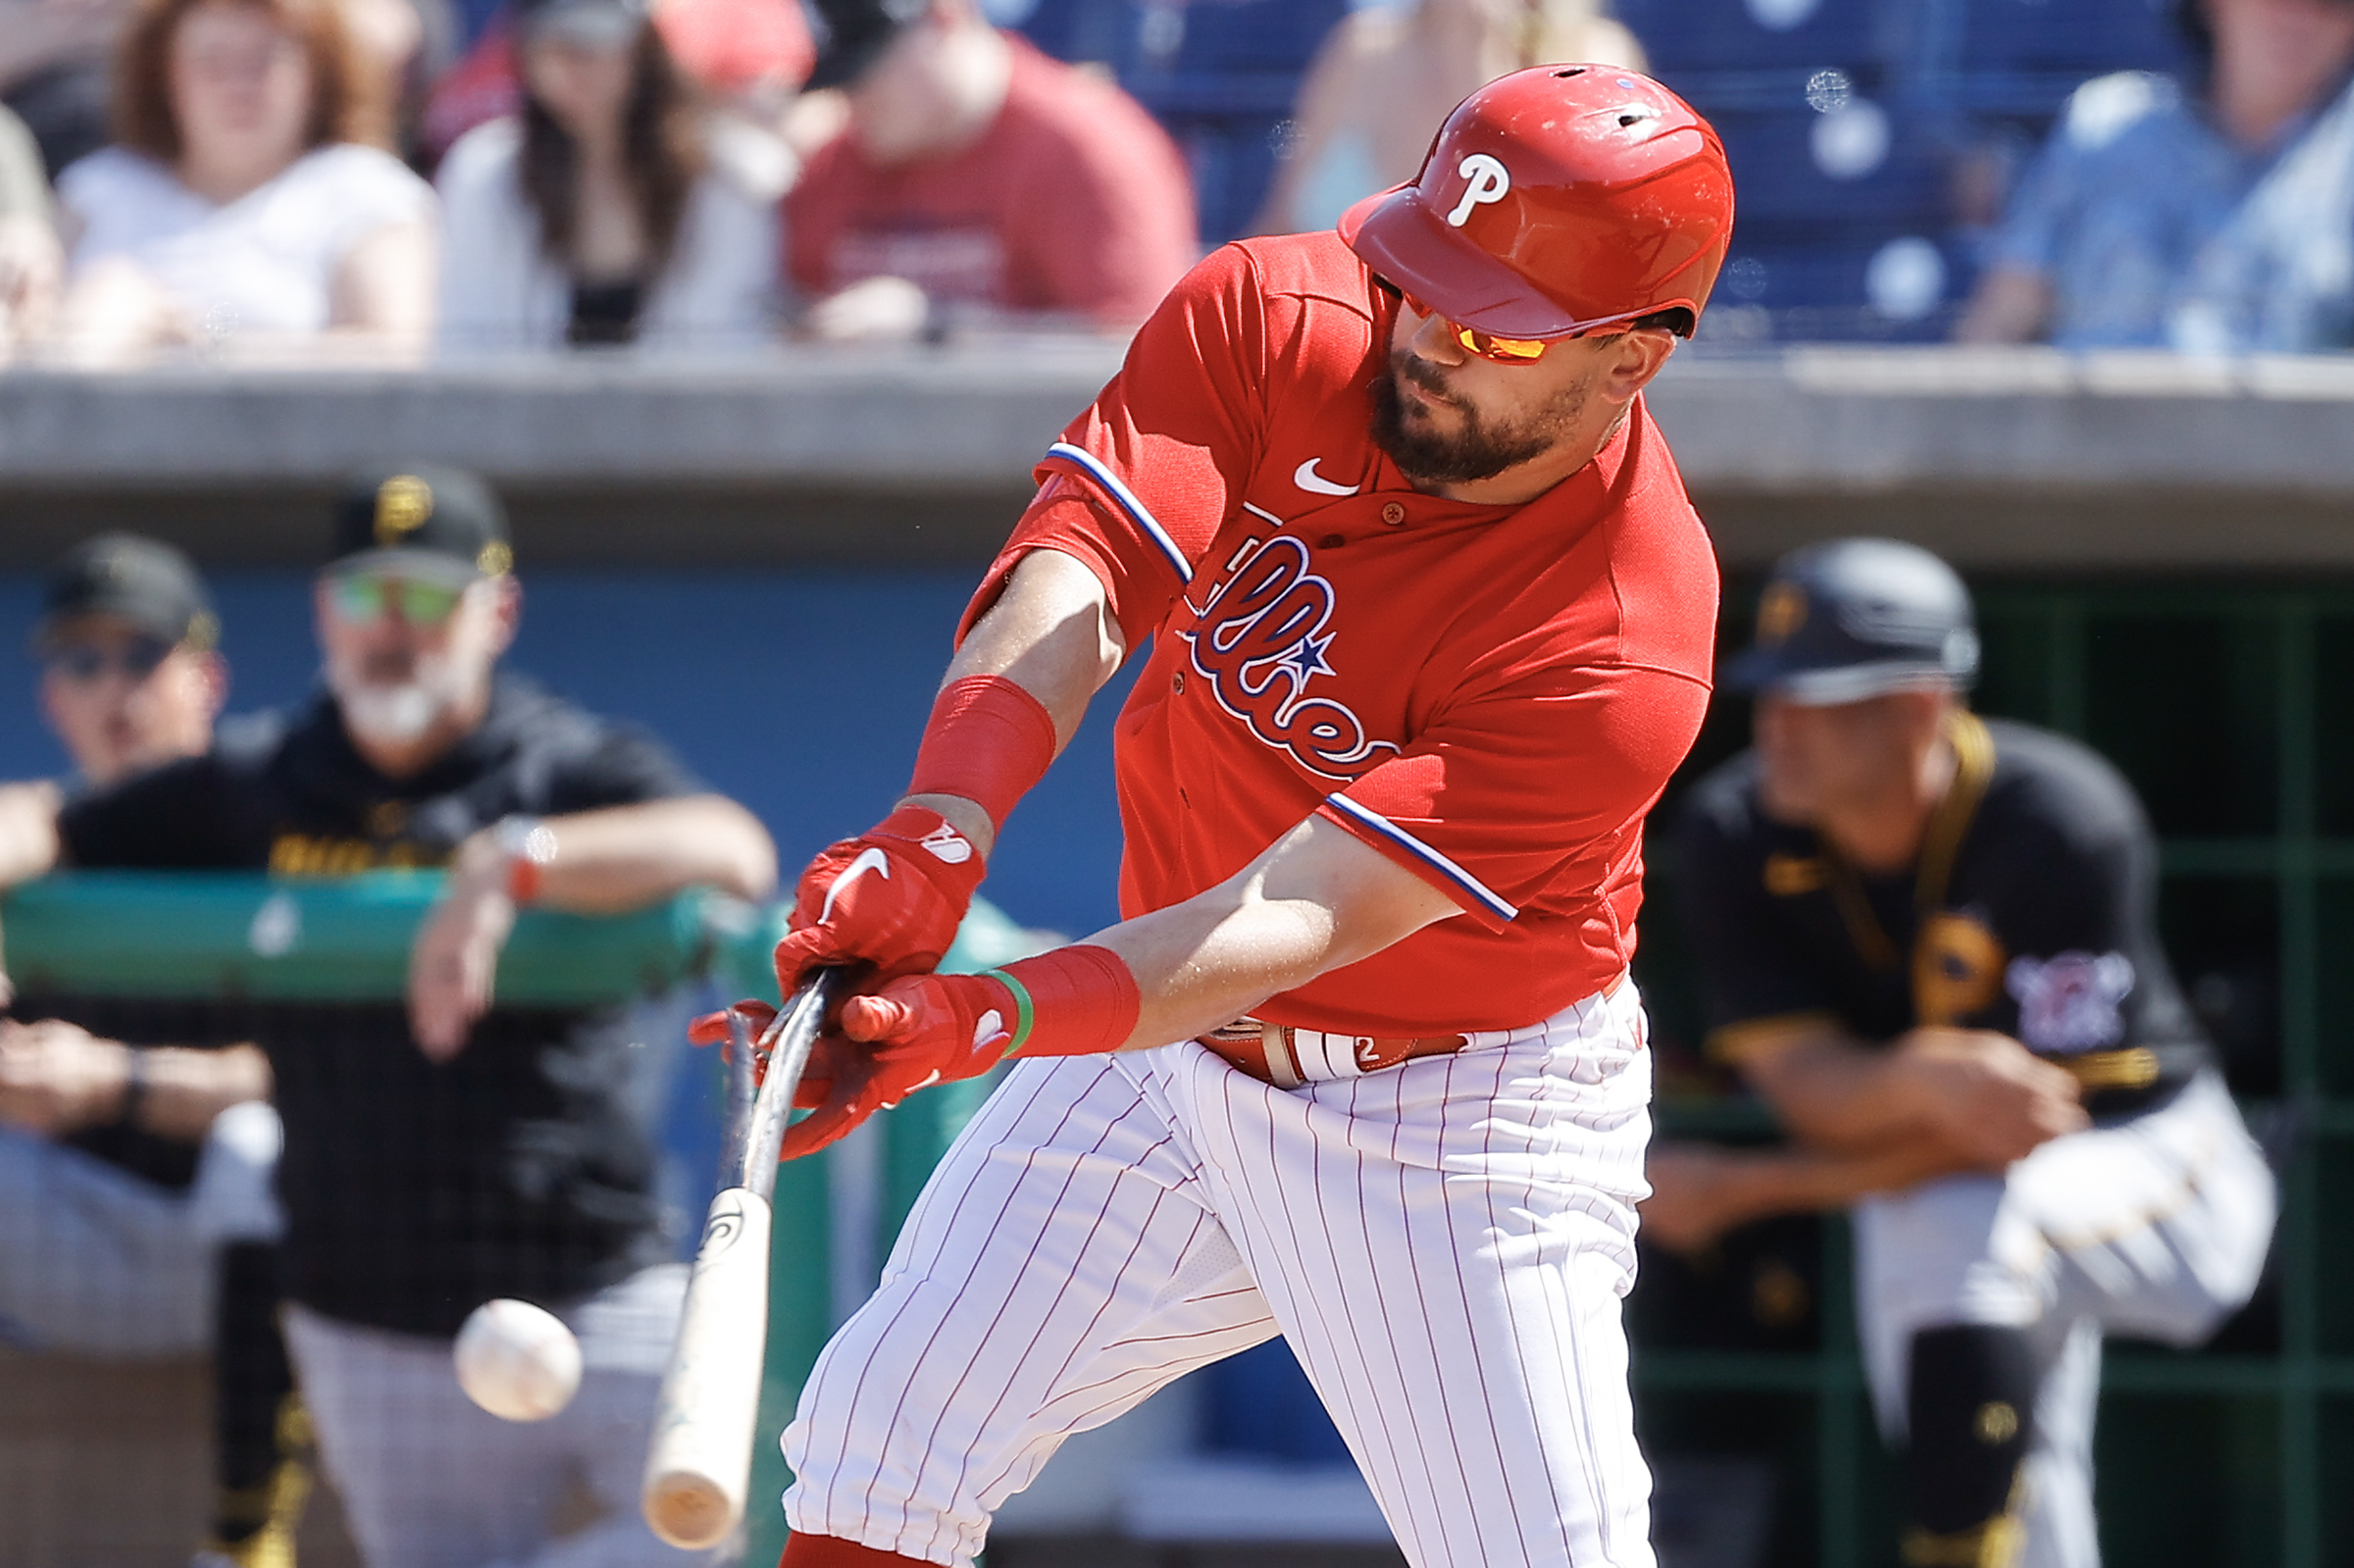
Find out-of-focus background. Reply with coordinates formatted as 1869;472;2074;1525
6;0;2354;1564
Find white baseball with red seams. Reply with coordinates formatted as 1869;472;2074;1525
783;983;1658;1567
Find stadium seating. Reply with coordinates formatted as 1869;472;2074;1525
1019;0;2201;339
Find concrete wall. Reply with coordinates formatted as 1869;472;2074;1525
7;345;2354;571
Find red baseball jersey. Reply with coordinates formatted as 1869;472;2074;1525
960;234;1719;1035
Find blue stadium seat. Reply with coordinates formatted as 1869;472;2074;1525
1615;0;1886;76
1709;104;1948;232
1956;0;2187;76
1021;0;1351;243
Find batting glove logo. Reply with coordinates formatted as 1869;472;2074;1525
919;822;975;864
818;846;892;924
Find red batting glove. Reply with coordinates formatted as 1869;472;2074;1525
689;998;863;1115
772;805;986;994
776;944;1142;1159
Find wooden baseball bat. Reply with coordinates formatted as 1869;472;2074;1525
641;969;838;1549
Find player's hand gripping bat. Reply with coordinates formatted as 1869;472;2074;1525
641;968;839;1549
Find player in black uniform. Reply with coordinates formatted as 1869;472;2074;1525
0;469;778;1568
1652;539;2275;1568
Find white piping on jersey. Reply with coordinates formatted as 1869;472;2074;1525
1045;441;1194;584
1321;793;1519;923
1242;502;1286;528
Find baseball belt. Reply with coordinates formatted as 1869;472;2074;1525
1196;1019;1469;1088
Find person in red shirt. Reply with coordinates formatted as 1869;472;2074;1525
784;0;1198;340
709;65;1734;1568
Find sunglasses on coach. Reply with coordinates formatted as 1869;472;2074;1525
328;574;467;628
43;634;176;683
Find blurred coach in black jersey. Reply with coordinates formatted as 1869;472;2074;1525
0;467;776;1568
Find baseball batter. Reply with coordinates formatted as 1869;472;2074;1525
1657;540;2277;1568
708;67;1734;1568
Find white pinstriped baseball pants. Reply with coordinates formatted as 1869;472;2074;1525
782;983;1658;1568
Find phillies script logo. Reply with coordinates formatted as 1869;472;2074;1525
1179;535;1401;780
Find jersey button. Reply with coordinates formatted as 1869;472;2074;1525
1172;671;1186;693
1320;533;1346;549
1380;501;1407;526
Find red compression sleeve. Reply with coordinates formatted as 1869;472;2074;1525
987;944;1141;1058
905;675;1057;831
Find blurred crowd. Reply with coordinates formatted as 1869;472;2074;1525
2;0;2352;367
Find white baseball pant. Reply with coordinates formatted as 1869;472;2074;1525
1853;1069;2277;1568
0;1100;282;1357
782;982;1658;1568
284;1263;717;1568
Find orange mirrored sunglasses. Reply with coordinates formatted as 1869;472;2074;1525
1398;289;1553;363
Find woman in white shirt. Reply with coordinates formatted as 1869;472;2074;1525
435;0;779;354
49;0;435;366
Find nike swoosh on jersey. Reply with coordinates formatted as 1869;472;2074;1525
819;846;893;924
1293;458;1357;497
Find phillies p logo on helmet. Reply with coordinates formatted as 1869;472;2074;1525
1447;154;1511;227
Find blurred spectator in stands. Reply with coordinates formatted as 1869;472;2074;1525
418;0;811;177
0;0;132;179
1254;0;1645;237
785;0;1196;341
0;103;64;355
0;467;778;1568
45;0;436;367
435;0;778;351
1955;0;2354;351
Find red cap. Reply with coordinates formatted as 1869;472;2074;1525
1340;64;1735;339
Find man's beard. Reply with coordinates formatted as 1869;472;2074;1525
328;647;469;748
1370;351;1588;487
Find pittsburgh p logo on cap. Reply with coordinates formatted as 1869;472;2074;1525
1757;582;1808;646
1447;153;1511;227
374;476;435;545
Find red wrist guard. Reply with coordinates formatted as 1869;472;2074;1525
906;675;1057;832
983;944;1141;1059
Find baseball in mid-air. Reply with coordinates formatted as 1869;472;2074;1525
454;1298;582;1422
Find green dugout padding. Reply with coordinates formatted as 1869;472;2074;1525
0;871;1038;1567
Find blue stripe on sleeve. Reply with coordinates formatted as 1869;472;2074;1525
1322;794;1520;924
1044;441;1194;584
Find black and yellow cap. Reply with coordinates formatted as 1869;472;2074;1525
36;533;219;653
329;464;514;585
1723;537;1978;706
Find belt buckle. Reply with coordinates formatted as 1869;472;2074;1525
1256;1021;1305;1089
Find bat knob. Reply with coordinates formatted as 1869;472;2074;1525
643;1470;737;1549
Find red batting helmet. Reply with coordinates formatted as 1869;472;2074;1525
1340;65;1734;339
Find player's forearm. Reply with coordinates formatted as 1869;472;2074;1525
134;1042;273;1142
454;796;779;914
1740;1029;1942;1149
1087;815;1459;1051
904;550;1126;860
1735;1137;1986;1219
